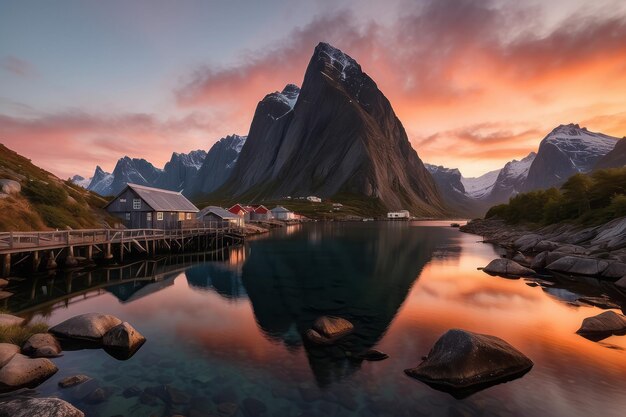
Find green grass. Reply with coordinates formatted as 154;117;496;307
0;323;49;346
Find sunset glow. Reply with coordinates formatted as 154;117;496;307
1;0;625;178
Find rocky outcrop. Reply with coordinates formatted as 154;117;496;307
0;343;19;367
483;259;535;277
22;333;62;358
49;313;122;343
616;276;626;290
0;179;21;195
594;137;626;169
404;329;533;398
576;311;626;340
546;256;610;276
218;43;446;216
306;316;354;345
0;353;58;392
0;397;84;417
0;313;25;326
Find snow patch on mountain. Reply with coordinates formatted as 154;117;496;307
71;175;92;188
544;124;618;172
461;169;500;199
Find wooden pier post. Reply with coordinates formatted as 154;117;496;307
105;243;113;260
2;254;10;277
86;245;93;261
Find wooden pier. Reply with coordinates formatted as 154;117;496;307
0;224;244;277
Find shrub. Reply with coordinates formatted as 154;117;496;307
0;322;49;346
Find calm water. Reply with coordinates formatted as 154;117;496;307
4;221;626;417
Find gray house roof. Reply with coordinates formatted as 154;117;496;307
107;183;199;212
271;206;292;213
198;205;240;220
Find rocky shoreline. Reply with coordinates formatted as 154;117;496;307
460;217;626;286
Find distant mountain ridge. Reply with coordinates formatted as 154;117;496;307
78;137;246;197
427;123;622;217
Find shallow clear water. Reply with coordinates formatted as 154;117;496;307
4;221;626;417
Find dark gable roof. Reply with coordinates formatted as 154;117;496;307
108;183;199;212
271;206;292;213
198;206;239;220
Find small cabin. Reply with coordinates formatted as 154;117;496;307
271;206;295;220
198;206;244;227
105;183;199;229
249;205;272;221
387;210;410;220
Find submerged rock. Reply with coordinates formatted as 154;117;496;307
483;259;535;277
0;353;58;392
22;333;62;358
306;316;354;345
404;329;533;398
0;397;84;417
102;322;146;359
58;374;91;388
576;311;626;341
49;313;122;343
0;343;19;367
546;256;609;276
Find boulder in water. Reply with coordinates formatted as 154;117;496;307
616;276;626;290
404;329;533;398
0;343;19;368
58;374;91;388
546;256;609;276
483;259;535;277
102;322;146;359
306;316;354;344
49;313;122;343
576;311;626;341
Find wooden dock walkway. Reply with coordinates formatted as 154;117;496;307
0;224;245;276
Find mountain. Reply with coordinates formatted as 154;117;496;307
487;152;536;203
425;164;488;217
186;135;246;197
156;150;207;191
595;137;626;169
0;144;114;231
522;124;619;191
217;42;445;216
71;175;91;188
86;166;113;196
461;169;500;199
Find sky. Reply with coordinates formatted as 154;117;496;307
1;0;626;179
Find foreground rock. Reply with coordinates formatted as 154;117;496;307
306;316;354;345
102;322;146;359
357;349;389;361
0;353;58;392
49;313;122;343
0;343;19;367
0;314;25;327
404;329;533;398
22;333;62;358
576;311;626;341
483;259;535;277
0;397;84;417
616;276;626;290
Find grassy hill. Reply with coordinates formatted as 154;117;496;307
0;144;115;231
485;166;626;226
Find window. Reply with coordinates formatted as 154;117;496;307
125;212;131;221
186;213;192;220
119;198;126;203
156;212;163;221
133;199;141;209
146;212;152;221
178;212;185;221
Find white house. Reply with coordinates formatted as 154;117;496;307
271;206;295;220
307;196;322;203
387;210;410;219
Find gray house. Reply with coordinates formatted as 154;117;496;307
105;183;199;229
198;206;244;227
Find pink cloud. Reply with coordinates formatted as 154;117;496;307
0;56;36;77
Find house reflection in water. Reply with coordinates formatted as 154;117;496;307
185;246;249;300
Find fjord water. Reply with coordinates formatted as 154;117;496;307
7;222;626;417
